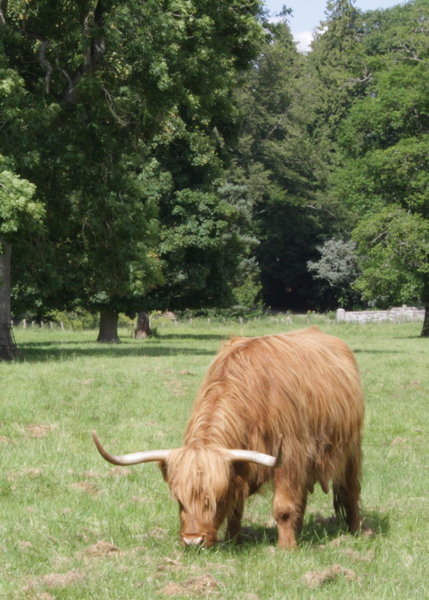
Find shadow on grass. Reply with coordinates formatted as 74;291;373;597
16;340;215;363
220;510;389;552
299;510;390;545
160;333;229;342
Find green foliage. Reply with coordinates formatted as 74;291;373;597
353;207;429;306
0;65;43;241
232;258;262;308
311;0;429;316
0;164;40;236
231;20;330;310
47;309;99;330
309;0;368;150
46;309;135;330
149;187;251;310
1;0;265;321
4;0;429;321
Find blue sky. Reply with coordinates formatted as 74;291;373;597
264;1;404;50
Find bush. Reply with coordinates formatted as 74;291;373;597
176;305;267;321
48;309;99;330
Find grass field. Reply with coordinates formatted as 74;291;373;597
1;316;428;599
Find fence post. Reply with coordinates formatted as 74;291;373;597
336;308;346;322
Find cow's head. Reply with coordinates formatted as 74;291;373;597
92;432;281;548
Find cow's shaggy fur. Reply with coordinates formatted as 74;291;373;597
164;327;364;548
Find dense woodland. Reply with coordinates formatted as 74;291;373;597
1;0;429;357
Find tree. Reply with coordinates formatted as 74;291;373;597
125;2;267;319
1;0;265;341
330;0;429;335
353;207;429;310
229;19;332;311
308;0;367;153
145;186;255;311
0;161;41;359
0;53;45;359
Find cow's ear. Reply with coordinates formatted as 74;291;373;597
158;461;168;481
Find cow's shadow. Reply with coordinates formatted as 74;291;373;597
222;510;389;550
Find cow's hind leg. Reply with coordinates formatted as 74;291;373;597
273;469;307;549
333;453;361;534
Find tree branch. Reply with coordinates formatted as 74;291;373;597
102;86;129;126
38;41;53;94
55;57;74;98
261;113;288;142
0;0;8;25
91;0;107;68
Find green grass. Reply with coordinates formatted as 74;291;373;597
1;317;428;599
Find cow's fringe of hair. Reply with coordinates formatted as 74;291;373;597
179;326;364;505
166;446;232;521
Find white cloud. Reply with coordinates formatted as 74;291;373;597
266;17;314;53
268;15;283;24
293;31;314;53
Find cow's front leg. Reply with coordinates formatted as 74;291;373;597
273;470;307;549
225;497;244;543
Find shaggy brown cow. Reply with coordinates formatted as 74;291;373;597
93;326;364;549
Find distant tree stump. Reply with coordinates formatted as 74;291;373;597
134;311;151;338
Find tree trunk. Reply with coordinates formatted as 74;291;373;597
421;304;429;337
134;311;151;338
97;308;120;343
0;241;18;360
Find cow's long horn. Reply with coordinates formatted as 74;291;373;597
226;438;283;468
92;431;171;465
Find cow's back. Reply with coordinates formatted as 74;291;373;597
185;327;364;488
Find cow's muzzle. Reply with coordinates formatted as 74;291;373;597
181;533;216;548
182;535;204;546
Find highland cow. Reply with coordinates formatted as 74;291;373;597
93;327;364;548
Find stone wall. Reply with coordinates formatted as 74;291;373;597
336;306;424;324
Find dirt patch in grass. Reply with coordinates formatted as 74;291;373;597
23;424;57;438
156;557;183;573
84;467;131;480
83;540;120;558
157;557;235;576
8;468;42;483
161;574;219;597
318;534;349;549
391;436;408;446
302;564;359;588
130;495;151;504
17;541;34;551
341;547;375;562
40;570;86;588
69;481;99;496
146;527;169;541
23;569;86;594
